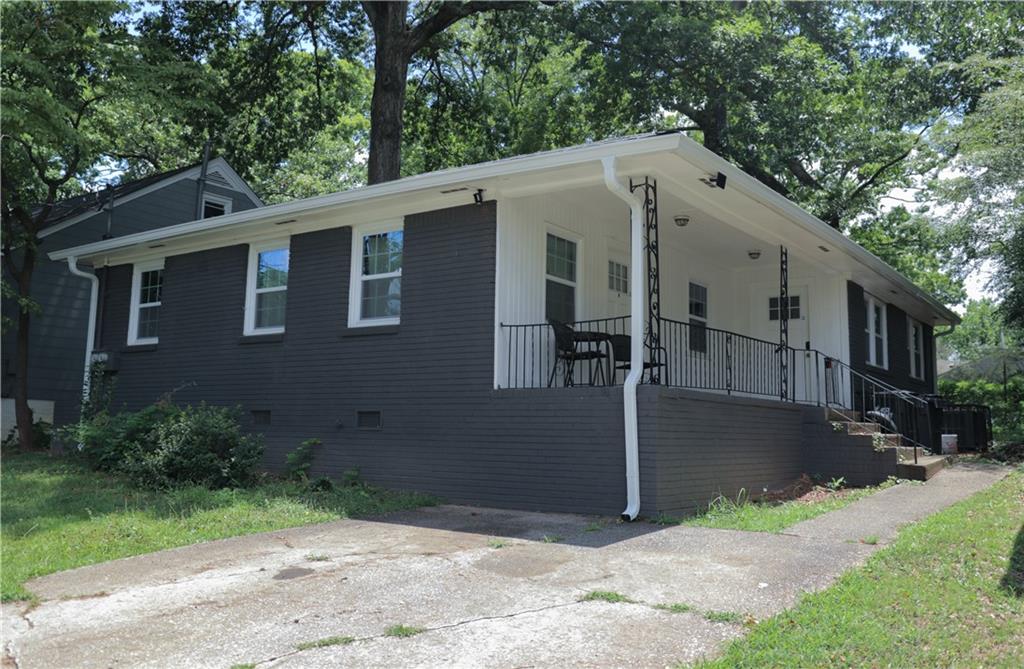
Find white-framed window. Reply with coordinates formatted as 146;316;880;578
768;295;801;321
908;317;925;380
545;232;578;323
127;259;165;346
202;193;232;219
244;240;290;335
608;259;628;295
688;281;708;353
865;294;888;368
348;221;403;327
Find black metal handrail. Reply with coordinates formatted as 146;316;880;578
822;355;930;462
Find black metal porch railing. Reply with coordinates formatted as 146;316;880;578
501;316;630;389
498;316;973;462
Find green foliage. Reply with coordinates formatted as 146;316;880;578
939;377;1024;444
940;299;1020;363
847;207;967;307
341;467;361;487
2;420;51;452
296;635;355;651
384;625;424;638
580;590;633;604
62;403;263;489
1;452;438;601
285;438;321;481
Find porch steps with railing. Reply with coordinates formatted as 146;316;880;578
826;410;951;481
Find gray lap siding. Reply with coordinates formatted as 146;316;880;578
97;202;628;514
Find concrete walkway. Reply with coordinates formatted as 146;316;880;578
2;463;1009;669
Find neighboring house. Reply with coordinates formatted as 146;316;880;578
47;133;973;518
1;158;262;435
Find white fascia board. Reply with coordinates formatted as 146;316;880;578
671;138;960;326
40;157;262;240
49;134;683;264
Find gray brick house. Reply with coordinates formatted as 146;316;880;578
1;158;261;434
47;133;965;518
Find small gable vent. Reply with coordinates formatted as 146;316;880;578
356;410;383;430
205;170;231;188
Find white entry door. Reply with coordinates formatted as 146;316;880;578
749;283;813;401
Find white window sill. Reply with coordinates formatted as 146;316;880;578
243;328;285;337
127;338;158;347
347;318;400;329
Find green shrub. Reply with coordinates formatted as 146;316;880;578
939;377;1024;444
1;419;52;451
62;403;263;489
285;438;321;480
342;467;361;487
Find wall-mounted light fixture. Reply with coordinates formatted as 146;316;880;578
473;188;486;205
747;249;762;260
673;215;690;227
700;172;727;189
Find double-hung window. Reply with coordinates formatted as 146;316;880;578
545;233;577;323
864;294;888;368
128;260;164;346
244;240;289;335
908;317;925;380
349;221;403;327
688;282;708;353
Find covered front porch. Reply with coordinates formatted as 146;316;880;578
493;162;850;406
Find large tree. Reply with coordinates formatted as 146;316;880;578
568;0;1023;229
1;1;202;449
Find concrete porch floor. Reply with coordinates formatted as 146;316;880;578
2;462;1009;669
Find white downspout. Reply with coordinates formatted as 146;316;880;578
67;257;100;412
602;157;644;521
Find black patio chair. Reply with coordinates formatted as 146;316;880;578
609;334;668;384
547;319;608;387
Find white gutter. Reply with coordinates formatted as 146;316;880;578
66;258;99;413
602;157;644;521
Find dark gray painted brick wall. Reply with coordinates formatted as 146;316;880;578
846;281;936;395
636;385;806;516
0;177;259;429
96;202;629;514
800;407;898;487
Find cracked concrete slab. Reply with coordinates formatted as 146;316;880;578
4;463;1009;669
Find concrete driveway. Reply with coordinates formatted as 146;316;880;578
3;463;1007;669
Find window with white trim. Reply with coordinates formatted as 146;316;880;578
202;193;232;218
864;294;888;368
768;295;800;321
128;260;164;345
608;260;628;295
545;233;577;323
244;241;289;335
349;222;403;327
688;282;708;353
908;317;925;380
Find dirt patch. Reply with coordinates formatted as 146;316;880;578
761;474;859;504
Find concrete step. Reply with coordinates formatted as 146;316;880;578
844;421;882;435
896;454;952;481
827;407;862;423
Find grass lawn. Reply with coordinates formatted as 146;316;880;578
1;452;437;602
692;471;1024;668
673;479;901;533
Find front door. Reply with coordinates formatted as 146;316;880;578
749;283;812;400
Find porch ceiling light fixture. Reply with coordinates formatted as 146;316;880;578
700;171;727;189
747;249;762;260
673;215;690;227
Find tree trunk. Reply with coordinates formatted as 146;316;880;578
13;246;36;450
366;5;411;185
